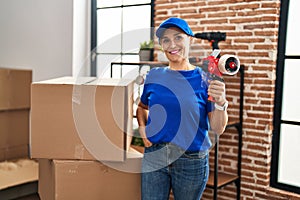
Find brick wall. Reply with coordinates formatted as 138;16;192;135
154;0;300;199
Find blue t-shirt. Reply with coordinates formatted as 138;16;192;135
140;67;213;152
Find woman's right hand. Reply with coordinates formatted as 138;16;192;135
139;126;153;147
143;138;153;148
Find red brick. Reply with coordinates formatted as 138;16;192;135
255;30;278;37
207;11;236;18
261;2;280;9
254;44;277;50
179;1;206;8
199;6;227;12
154;0;169;3
230;17;263;24
237;9;279;17
230;3;260;11
155;4;178;11
206;25;236;31
228;31;253;37
172;8;197;15
234;37;265;43
200;18;228;24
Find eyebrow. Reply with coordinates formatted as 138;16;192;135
162;32;182;39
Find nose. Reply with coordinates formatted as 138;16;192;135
169;39;177;48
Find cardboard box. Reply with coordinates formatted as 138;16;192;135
39;148;142;200
0;145;29;162
30;77;134;161
0;159;38;199
0;68;32;111
0;158;38;191
0;109;30;161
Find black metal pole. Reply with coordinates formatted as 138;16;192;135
214;137;219;200
237;65;244;200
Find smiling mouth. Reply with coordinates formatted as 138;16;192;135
169;49;180;55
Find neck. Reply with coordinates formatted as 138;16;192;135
169;60;194;71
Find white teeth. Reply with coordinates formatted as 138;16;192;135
170;50;179;54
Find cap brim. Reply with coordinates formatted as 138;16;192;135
156;23;194;38
156;23;180;38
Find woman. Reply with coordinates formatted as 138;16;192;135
136;17;228;200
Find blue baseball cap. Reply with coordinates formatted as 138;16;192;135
156;17;194;38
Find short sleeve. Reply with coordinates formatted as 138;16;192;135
140;82;149;106
140;71;152;106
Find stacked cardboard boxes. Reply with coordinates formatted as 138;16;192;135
30;76;142;200
0;68;39;199
0;68;32;161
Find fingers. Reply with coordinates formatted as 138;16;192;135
208;80;226;104
143;138;153;147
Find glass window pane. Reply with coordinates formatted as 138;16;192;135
122;5;152;53
96;54;122;78
285;0;300;56
123;0;151;5
281;59;300;122
278;124;300;187
97;8;122;53
119;55;139;79
121;64;139;79
97;0;122;8
122;54;139;63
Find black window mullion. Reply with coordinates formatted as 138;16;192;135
91;0;98;76
271;0;300;195
271;0;288;190
285;55;300;59
281;120;300;126
97;3;152;10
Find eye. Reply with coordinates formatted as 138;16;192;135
161;38;170;44
174;35;183;42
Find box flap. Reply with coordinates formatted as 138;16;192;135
89;78;135;86
33;76;134;86
0;159;38;190
33;76;97;85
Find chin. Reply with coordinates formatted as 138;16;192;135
166;53;181;61
167;55;185;63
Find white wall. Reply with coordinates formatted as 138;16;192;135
73;0;91;77
0;0;90;82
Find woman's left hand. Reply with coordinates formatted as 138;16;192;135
208;80;227;106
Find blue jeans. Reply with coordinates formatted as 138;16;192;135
141;143;209;200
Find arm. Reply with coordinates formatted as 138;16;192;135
208;108;228;135
136;101;153;147
207;80;228;135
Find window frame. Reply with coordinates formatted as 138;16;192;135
271;0;300;194
90;0;154;76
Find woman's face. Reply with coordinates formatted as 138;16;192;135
160;27;192;63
